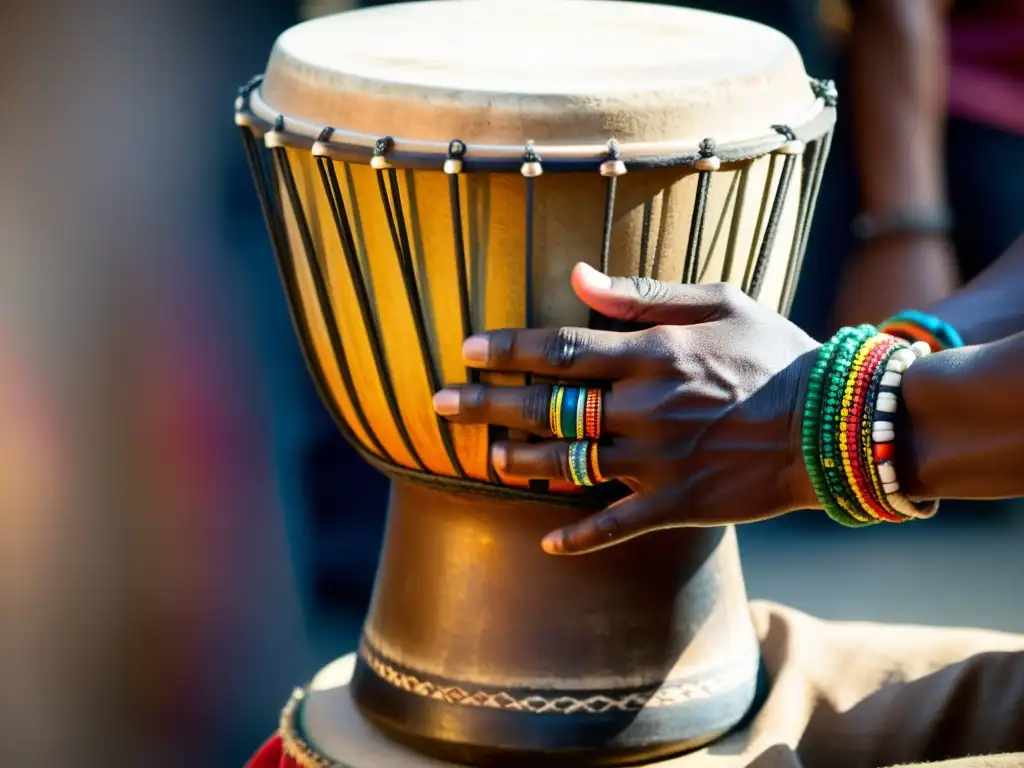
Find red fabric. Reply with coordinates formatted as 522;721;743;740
247;735;301;768
948;1;1024;135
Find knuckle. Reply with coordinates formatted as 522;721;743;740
542;327;587;369
550;443;573;482
521;385;553;432
593;514;622;543
460;384;488;413
706;282;747;312
639;326;685;370
486;330;516;366
621;277;674;322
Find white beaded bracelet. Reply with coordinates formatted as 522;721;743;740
870;340;940;519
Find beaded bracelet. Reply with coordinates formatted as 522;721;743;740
802;324;877;527
802;325;939;525
870;340;941;519
880;309;964;351
840;335;905;522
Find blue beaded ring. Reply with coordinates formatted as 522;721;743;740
550;385;587;439
567;440;593;486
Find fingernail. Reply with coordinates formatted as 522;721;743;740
432;389;460;416
541;530;565;554
462;335;489;365
491;443;508;472
576;262;612;290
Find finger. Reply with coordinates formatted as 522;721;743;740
540;485;684;555
491;439;638;482
570;262;742;326
460;326;649;378
432;383;628;436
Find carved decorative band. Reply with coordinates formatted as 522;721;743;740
279;687;351;768
358;639;757;715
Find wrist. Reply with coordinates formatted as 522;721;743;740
898;351;949;500
851;207;953;248
786;347;823;511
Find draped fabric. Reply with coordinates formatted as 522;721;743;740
247;601;1024;768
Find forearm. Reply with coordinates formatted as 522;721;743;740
924;234;1024;345
901;330;1024;500
850;0;947;214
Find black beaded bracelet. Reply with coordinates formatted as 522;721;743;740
850;208;953;245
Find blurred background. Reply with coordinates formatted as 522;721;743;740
1;0;1021;765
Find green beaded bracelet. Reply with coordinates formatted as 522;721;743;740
802;325;879;527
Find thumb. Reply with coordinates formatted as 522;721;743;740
541;486;682;555
570;262;732;326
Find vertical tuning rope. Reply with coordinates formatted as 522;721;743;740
266;116;398;463
519;142;544;491
683;138;719;285
598;139;626;275
444;139;477;384
747;125;802;301
373;136;468;478
310;126;423;466
236;117;367;458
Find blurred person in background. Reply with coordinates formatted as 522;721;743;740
834;0;1024;326
1;2;308;765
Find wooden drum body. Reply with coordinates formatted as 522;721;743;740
235;2;836;765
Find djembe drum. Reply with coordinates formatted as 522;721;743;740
236;2;836;765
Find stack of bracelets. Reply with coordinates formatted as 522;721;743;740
802;324;941;526
549;384;606;487
879;308;965;352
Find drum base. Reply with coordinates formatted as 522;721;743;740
349;480;761;766
297;654;763;768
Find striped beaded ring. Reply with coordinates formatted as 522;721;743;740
588;441;606;484
880;309;965;351
567;439;594;486
549;385;565;436
584;388;603;439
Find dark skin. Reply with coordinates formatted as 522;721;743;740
433;242;1024;555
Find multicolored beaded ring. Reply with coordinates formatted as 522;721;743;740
550;385;603;440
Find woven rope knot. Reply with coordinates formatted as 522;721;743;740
273;114;285;133
698;137;716;157
606;139;622;160
771;124;796;141
236;75;262;104
448;139;466;158
374;136;394;156
523;141;541;163
317;126;335;143
813;78;839;107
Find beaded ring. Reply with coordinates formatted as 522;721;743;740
588;441;606;484
550;386;602;440
567;440;593;486
584;388;603;439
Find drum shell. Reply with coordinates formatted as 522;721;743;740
280;151;805;481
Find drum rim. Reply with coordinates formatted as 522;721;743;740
235;75;837;173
